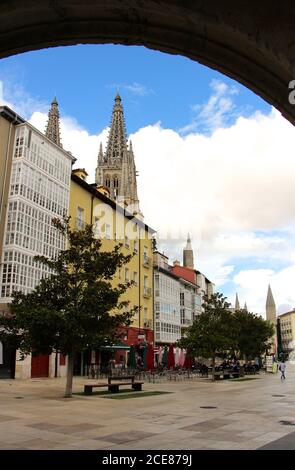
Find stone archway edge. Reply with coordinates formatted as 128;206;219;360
0;1;294;124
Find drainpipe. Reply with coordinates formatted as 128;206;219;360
90;195;94;224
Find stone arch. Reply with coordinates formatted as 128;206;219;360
0;2;294;124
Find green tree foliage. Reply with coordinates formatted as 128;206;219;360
178;292;275;379
178;292;236;379
233;309;275;359
0;218;136;397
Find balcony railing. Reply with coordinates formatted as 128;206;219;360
75;218;85;230
143;319;152;328
143;287;152;298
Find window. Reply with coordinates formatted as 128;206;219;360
105;175;110;188
93;216;100;238
76;207;85;230
125;268;129;283
134;239;138;253
180;292;184;306
113;176;119;188
125;235;129;249
143;246;149;265
133;271;138;286
105;223;111;239
155;275;159;289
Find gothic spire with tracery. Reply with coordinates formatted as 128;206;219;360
105;93;127;163
95;94;141;216
45;97;62;147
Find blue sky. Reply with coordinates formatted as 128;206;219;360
0;44;270;134
0;44;294;315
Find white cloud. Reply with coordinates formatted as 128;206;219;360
107;82;153;96
2;79;295;315
179;79;239;134
0;80;47;118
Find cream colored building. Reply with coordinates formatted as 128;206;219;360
279;309;295;359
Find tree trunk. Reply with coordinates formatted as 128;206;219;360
212;354;216;382
64;351;74;398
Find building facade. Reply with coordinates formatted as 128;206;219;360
153;252;181;345
0;104;74;379
279;309;295;359
153;237;214;346
70;170;155;373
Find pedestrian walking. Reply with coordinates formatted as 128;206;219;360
279;361;286;379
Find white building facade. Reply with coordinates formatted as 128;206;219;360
0;120;74;378
179;278;202;330
154;252;181;345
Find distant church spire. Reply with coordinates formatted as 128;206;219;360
183;233;194;269
265;284;277;355
243;302;248;312
95;94;140;215
45;97;62;147
235;293;240;310
266;284;276;323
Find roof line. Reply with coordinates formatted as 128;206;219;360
71;173;155;233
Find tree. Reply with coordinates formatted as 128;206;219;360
0;218;136;397
178;292;235;380
233;309;275;359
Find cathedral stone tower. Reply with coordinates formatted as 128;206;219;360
95;94;140;215
266;284;277;354
183;234;194;269
45;97;62;147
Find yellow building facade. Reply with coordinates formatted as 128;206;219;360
70;170;155;367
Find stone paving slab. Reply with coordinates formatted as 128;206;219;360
1;365;295;450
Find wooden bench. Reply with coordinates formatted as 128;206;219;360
108;375;144;393
84;375;144;395
84;383;108;395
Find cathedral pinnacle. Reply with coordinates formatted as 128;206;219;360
266;284;276;310
45;96;62;147
183;234;194;269
95;94;141;215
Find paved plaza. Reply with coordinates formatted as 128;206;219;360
1;364;295;450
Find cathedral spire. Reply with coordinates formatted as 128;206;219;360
105;93;127;163
265;284;277;355
243;302;248;312
183;233;194;269
266;284;276;311
95;95;141;215
235;293;240;310
45;97;62;147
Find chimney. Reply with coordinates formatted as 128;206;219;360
72;168;88;181
173;260;180;266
